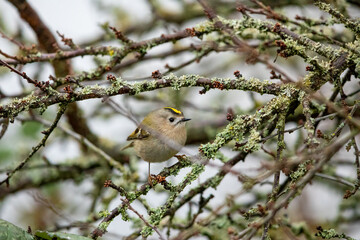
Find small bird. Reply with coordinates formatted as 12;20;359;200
125;107;191;185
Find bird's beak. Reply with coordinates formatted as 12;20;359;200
180;118;191;122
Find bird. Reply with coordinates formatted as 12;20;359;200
125;107;191;186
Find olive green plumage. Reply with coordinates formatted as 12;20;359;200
126;107;190;163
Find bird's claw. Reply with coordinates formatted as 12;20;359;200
174;154;187;161
148;174;166;187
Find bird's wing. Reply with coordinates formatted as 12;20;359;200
126;127;150;141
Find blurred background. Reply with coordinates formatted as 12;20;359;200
0;0;360;239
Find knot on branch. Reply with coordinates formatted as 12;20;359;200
107;74;117;82
34;79;50;90
63;85;73;100
306;66;314;71
212;81;224;90
227;108;234;121
151;70;162;79
185;28;197;37
270;70;282;80
104;180;112;187
234;70;242;78
275;40;290;58
109;26;132;44
56;31;78;49
236;6;246;14
272;22;282;33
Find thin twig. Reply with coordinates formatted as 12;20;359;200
262;114;285;240
25;115;126;173
0;103;67;186
102;97;139;125
0;59;50;92
123;199;166;240
344;116;360;198
315;173;354;188
302;95;317;148
241;130;359;239
0;30;24;48
261;112;339;143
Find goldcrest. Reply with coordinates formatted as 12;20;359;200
125;107;190;183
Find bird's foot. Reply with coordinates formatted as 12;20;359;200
148;174;166;187
174;154;187;161
148;175;155;187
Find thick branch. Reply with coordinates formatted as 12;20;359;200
0;75;282;119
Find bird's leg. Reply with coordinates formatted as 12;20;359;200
148;162;154;187
147;162;166;187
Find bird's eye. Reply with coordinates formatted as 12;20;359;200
169;117;175;122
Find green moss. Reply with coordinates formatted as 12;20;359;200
200;83;299;158
243;207;263;220
98;210;110;218
180;164;205;186
165;73;200;90
242;179;255;190
315;227;355;240
126;192;137;202
316;2;360;37
290;160;312;181
147;207;166;228
98;221;110;231
0;73;287;119
209;175;224;189
242;129;261;153
106;76;129;95
194;20;216;33
167;158;191;176
215;151;229;163
81;85;96;95
146;79;158;89
119;206;130;221
140;226;153;237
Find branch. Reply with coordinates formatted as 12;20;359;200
262;114;285;239
0;162;100;199
27;115;126;173
4;46;111;65
7;0;72;76
0;59;52;93
0;74;282;119
0;103;67;186
90;159;192;239
241;130;359;239
316;2;360;37
124;199;165;240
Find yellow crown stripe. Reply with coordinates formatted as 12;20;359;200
164;107;182;115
